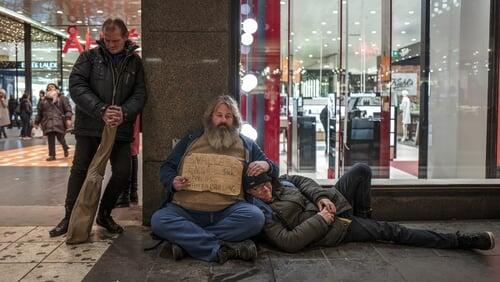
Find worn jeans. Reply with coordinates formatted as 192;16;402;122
65;135;131;213
151;202;265;262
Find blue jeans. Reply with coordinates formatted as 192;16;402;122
151;201;265;262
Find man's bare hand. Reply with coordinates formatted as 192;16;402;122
318;208;334;224
246;161;270;176
172;176;190;191
102;106;123;127
317;198;337;214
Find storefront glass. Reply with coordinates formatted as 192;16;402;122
31;27;60;109
0;14;25;100
239;0;497;182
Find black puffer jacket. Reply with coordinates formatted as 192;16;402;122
69;40;147;142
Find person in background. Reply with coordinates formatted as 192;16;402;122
115;114;141;207
35;90;72;161
36;90;46;111
8;95;19;129
0;89;9;138
19;93;32;139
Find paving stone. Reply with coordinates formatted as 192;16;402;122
0;242;9;251
390;255;500;282
322;243;379;260
0;227;36;243
44;241;111;263
271;259;336;282
0;263;37;281
373;243;439;259
148;260;211;281
209;258;275;282
327;257;406;282
0;242;60;263
22;262;94;282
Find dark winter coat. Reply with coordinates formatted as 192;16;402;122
69;40;147;142
35;97;72;135
250;175;352;253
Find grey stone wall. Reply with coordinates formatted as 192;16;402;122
142;0;231;225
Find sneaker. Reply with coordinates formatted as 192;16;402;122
457;231;495;250
218;240;258;264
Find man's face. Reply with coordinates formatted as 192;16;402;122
103;27;127;54
212;103;234;128
247;181;273;202
47;84;56;92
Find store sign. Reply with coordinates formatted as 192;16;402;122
0;61;58;70
392;73;417;96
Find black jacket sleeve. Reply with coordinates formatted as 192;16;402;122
121;56;147;122
280;175;336;204
69;51;108;120
263;213;330;253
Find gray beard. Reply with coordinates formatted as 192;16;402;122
206;124;239;150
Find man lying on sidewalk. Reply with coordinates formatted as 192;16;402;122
245;163;495;253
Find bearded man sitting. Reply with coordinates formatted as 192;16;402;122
151;95;277;263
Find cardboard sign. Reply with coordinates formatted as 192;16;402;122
181;153;243;196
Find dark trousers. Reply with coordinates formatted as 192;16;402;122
47;132;69;157
335;163;372;216
0;126;7;137
341;216;457;248
65;135;131;214
336;164;458;248
20;113;30;137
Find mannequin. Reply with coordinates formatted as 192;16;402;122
400;90;411;141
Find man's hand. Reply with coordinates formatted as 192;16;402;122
102;106;123;127
172;176;190;192
246;161;270;176
316;198;337;214
318;208;334;224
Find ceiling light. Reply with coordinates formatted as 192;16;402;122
396;43;401;47
305;38;310;42
56;10;63;14
16;11;22;14
404;21;410;25
401;30;406;34
348;44;352;47
41;21;46;24
326;30;332;34
92;28;98;32
312;30;317;34
241;33;254;45
411;38;416;41
76;20;82;24
371;31;376;34
297;46;302;49
291;32;295;36
333;10;338;14
354;21;360;25
408;10;415;14
332;38;336;41
97;10;103;14
370;10;376;14
321;22;326;26
242;18;258;34
355;51;359;55
280;1;286;4
324;44;328;47
299;60;304;64
308;54;313;58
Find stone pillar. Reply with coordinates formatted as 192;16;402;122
142;0;233;225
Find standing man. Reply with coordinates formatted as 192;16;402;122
151;95;277;263
49;18;147;237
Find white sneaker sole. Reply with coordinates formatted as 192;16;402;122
486;231;495;250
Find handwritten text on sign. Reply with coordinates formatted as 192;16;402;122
181;153;243;196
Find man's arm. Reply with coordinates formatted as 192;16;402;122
69;51;108;119
159;133;194;201
120;57;147;122
281;175;335;204
249;140;278;179
263;213;330;253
